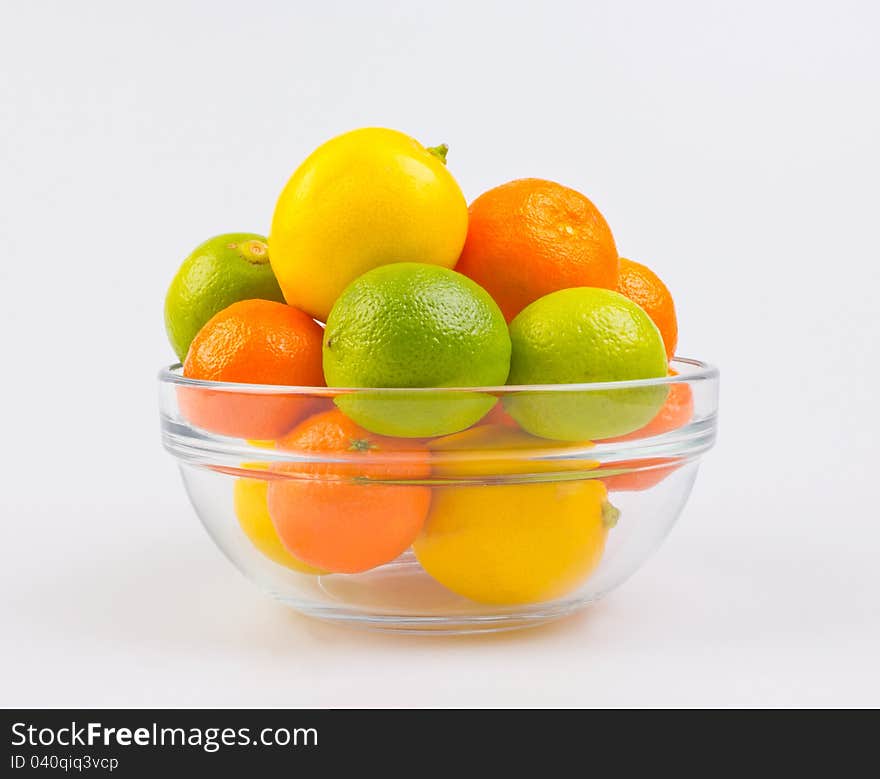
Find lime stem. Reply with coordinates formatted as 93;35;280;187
240;239;270;265
426;143;449;164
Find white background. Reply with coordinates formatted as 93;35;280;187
1;0;878;707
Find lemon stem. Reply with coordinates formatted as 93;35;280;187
602;501;620;529
426;143;449;164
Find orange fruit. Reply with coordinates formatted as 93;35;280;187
616;257;678;360
601;457;684;492
180;299;324;440
455;178;618;321
601;381;694;491
233;464;325;574
601;380;693;443
266;409;431;573
478;402;521;429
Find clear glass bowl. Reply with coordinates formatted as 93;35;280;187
158;358;718;634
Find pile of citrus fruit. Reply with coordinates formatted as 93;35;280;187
164;127;691;606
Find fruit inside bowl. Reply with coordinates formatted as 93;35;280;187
160;358;717;633
158;126;718;633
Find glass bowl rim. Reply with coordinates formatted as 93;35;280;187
158;356;718;395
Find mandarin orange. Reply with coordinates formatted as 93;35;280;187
266;410;431;573
479;402;521;429
180;299;324;439
600;381;694;491
617;257;678;360
455;178;618;321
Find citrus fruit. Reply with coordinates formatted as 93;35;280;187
478;402;521;429
455;178;618;321
233;465;324;574
269;127;468;321
322;263;511;437
266;409;431;574
601;379;694;491
602;457;686;492
617;257;678;360
504;287;669;440
428;424;597;479
164;233;284;361
180;299;324;439
602;379;693;443
414;479;616;605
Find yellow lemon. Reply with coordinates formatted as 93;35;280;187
269;127;468;321
414;479;617;605
428;423;597;479
233;466;324;575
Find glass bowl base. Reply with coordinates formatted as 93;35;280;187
273;594;598;635
255;554;603;634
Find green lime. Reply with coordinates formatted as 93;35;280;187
323;263;511;437
504;287;668;440
164;233;285;361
